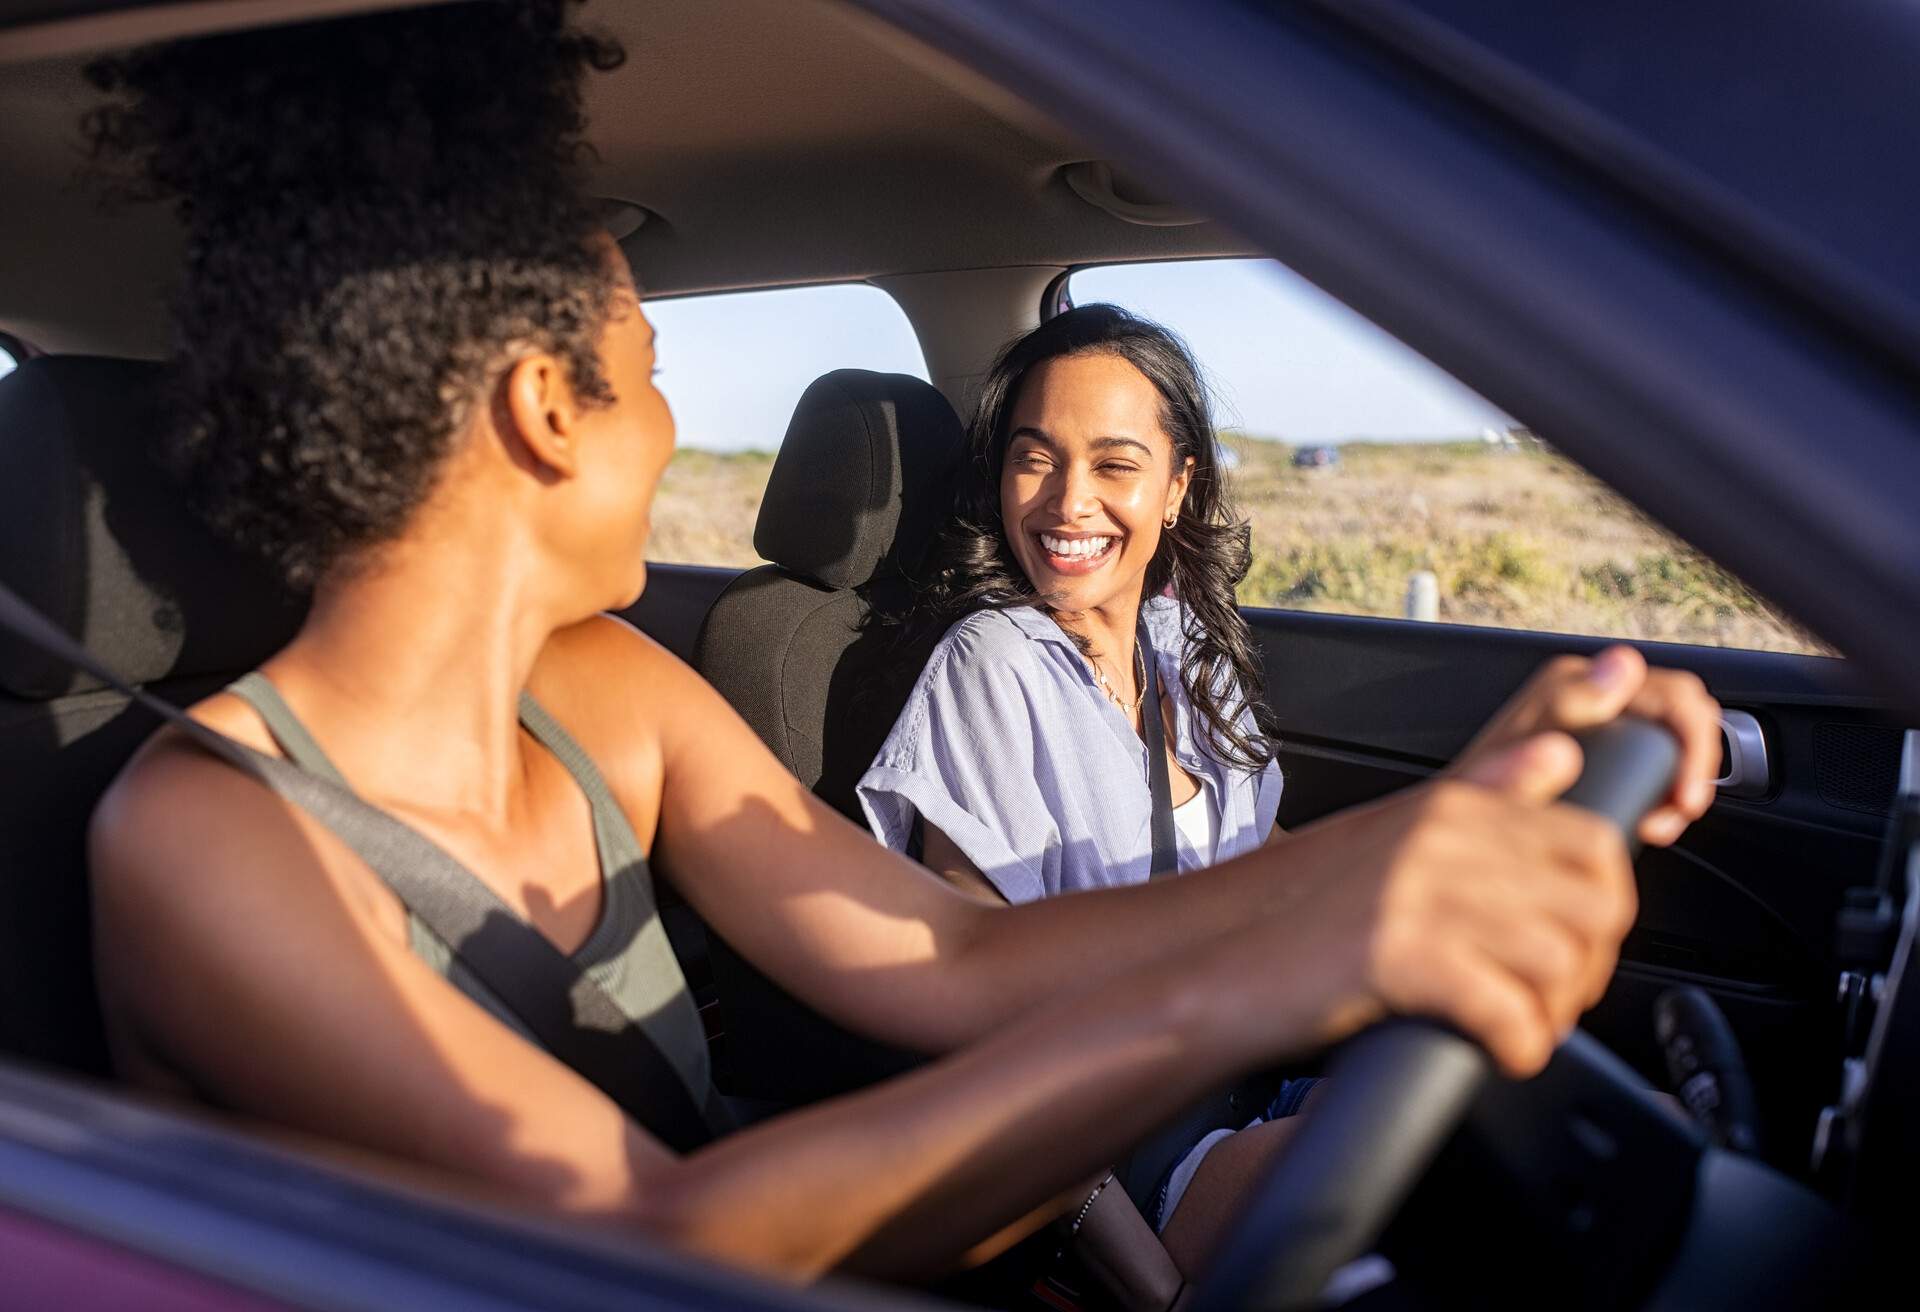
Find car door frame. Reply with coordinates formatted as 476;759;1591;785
848;0;1920;717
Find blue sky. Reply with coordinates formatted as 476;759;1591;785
1074;259;1513;443
648;257;1512;453
648;283;929;453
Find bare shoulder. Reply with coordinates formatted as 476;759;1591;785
526;613;736;811
92;691;296;884
86;706;654;1193
90;693;399;976
88;712;384;1075
529;611;830;845
529;612;712;739
533;612;693;712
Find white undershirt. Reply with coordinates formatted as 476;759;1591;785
1171;784;1220;866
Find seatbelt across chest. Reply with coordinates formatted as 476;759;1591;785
1137;615;1178;878
0;580;731;1153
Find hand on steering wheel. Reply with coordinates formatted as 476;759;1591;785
1195;719;1682;1312
1454;644;1720;848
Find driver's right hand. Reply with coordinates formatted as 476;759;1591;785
1236;732;1635;1079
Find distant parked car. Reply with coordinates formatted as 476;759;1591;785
1292;444;1340;469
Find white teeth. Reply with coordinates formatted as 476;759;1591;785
1040;534;1114;559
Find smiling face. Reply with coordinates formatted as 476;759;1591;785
999;351;1193;618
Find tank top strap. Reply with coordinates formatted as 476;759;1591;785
515;693;639;858
514;693;710;1106
226;671;353;789
218;673;721;1133
224;675;644;882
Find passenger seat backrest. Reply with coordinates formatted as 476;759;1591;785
0;357;304;1074
695;369;964;820
691;369;964;1104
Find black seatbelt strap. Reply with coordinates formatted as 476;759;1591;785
1137;615;1178;878
0;580;729;1153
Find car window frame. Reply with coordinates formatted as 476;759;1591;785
867;0;1916;710
638;277;931;569
1044;255;1828;658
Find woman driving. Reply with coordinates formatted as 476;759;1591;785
82;0;1718;1298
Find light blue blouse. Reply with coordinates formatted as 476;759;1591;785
857;596;1282;903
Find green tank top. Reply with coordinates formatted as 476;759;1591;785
225;672;713;1111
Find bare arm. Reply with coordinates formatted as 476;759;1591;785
91;712;1639;1281
89;744;1334;1279
617;627;1717;1061
91;617;1678;1281
577;620;1348;1055
918;822;1186;1311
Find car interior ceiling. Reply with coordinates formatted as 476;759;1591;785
2;0;1915;1304
0;0;1255;363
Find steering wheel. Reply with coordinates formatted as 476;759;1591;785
1193;719;1681;1311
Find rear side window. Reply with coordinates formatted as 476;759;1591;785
1067;259;1824;655
644;283;928;566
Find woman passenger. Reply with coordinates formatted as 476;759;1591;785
81;0;1718;1298
859;306;1719;1276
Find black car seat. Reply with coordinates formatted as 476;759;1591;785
695;368;965;820
692;369;964;1103
0;357;305;1074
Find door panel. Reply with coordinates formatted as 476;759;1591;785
1254;606;1898;1169
0;1060;871;1312
625;575;1893;1168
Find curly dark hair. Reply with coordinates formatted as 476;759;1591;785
82;0;627;588
910;304;1279;771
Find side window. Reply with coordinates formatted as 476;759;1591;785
644;283;928;566
1068;259;1823;655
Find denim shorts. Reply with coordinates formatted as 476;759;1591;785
1151;1077;1321;1232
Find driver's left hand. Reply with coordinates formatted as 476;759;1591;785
1454;645;1721;847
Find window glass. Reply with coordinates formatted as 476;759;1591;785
1068;259;1824;654
644;283;928;565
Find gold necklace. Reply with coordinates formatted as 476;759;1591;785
1094;640;1148;714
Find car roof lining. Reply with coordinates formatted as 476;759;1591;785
0;0;1260;356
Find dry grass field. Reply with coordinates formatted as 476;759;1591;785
648;437;1828;656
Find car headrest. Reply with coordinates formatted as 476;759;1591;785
0;356;305;701
752;370;965;591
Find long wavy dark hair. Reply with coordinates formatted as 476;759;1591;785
910;304;1278;771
